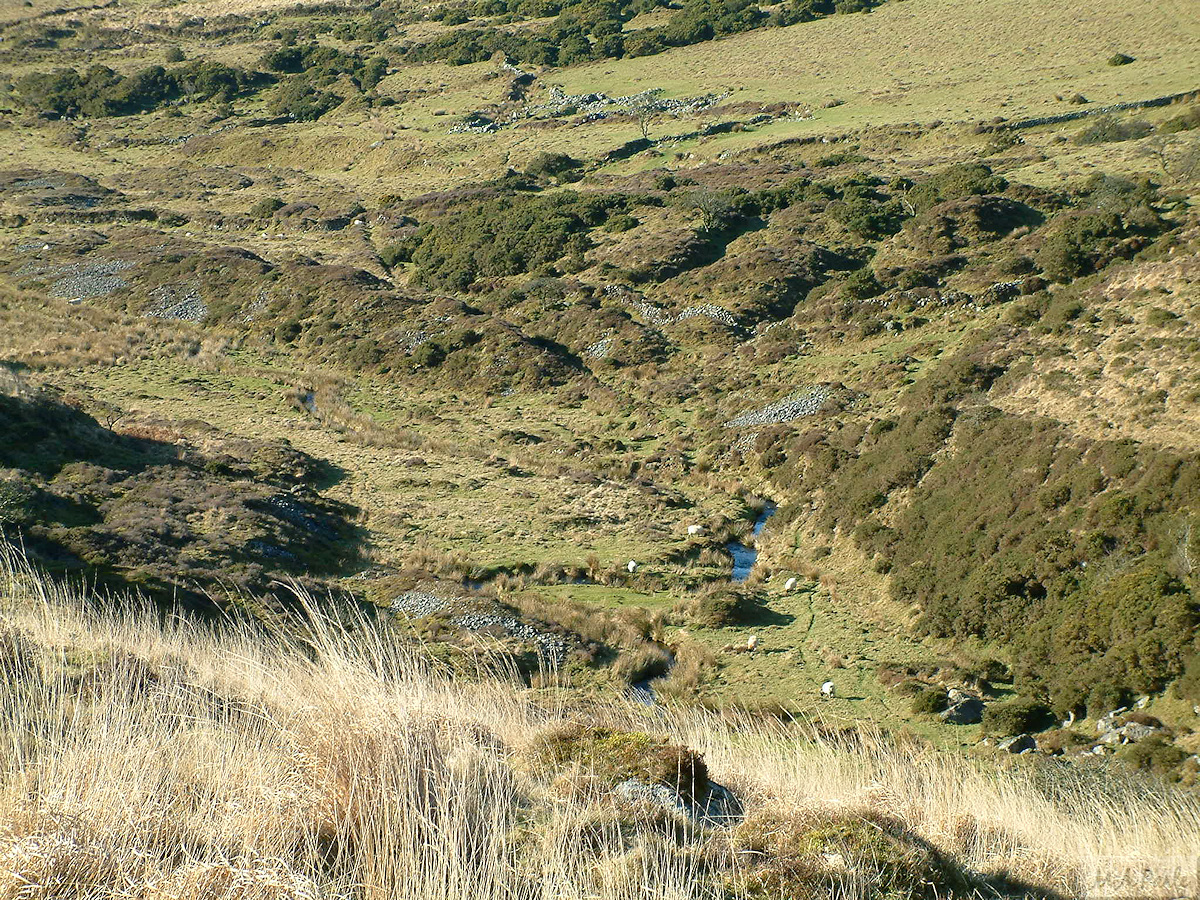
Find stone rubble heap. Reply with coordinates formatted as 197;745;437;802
724;386;834;428
452;612;569;666
144;282;208;321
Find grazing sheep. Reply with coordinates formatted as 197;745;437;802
687;524;704;536
627;560;638;573
820;681;836;700
784;577;798;591
746;635;758;652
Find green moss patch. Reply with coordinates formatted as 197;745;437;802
733;808;974;899
523;723;709;801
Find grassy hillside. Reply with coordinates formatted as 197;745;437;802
1;545;1198;899
0;0;1198;778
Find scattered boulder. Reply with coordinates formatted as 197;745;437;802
940;690;985;725
614;776;742;826
1095;707;1129;734
1099;722;1160;745
997;734;1036;754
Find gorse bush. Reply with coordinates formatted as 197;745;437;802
16;61;260;116
405;0;875;66
259;42;388;119
906;163;1008;213
882;413;1199;713
1036;177;1162;281
910;687;948;715
270;78;341;120
261;42;388;91
768;331;1199;714
394;191;629;290
981;699;1055;736
14;43;389;119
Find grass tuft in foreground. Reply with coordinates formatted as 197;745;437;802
0;542;1196;899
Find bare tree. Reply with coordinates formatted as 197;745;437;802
636;106;656;142
1140;134;1200;185
685;187;735;232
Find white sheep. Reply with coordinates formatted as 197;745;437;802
687;524;704;536
820;681;836;700
746;635;758;652
627;560;638;574
784;577;798;591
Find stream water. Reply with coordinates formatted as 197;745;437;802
726;501;777;582
630;501;777;704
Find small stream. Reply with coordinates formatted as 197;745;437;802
727;501;776;582
629;501;777;705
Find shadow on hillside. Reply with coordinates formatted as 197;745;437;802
740;602;794;628
0;390;177;477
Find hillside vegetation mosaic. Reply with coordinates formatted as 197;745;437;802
1;0;1200;894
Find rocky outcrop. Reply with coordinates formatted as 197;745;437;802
997;734;1036;754
940;689;985;725
615;777;743;826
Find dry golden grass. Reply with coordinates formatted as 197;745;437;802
0;542;1197;900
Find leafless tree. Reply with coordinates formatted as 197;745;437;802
685;187;734;232
1140;134;1200;185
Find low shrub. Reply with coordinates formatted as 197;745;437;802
733;808;971;899
1116;736;1189;779
1036;729;1091;755
1074;116;1153;146
524;151;582;181
910;687;948;715
248;197;285;218
981;699;1055;736
680;585;750;627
